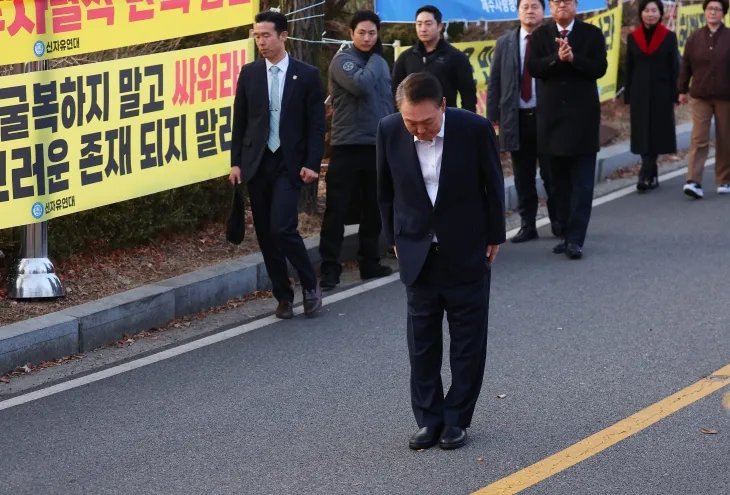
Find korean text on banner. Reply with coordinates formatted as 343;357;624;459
375;0;607;23
0;38;255;231
394;40;496;118
0;0;259;66
585;2;622;102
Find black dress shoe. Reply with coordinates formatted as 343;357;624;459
303;285;322;317
409;425;443;450
511;226;538;243
275;301;294;319
360;263;393;280
553;240;567;254
566;243;583;260
439;426;467;450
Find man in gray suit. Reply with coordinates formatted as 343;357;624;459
488;0;559;243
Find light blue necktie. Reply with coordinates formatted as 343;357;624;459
268;65;281;152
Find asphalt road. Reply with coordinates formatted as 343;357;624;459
1;166;729;495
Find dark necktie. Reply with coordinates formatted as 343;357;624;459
521;34;532;103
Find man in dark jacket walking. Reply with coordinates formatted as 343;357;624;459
528;0;607;259
488;0;560;242
392;5;477;112
318;10;394;290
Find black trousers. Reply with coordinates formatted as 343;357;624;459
248;149;318;302
510;109;556;227
319;145;382;276
405;245;490;429
640;154;658;180
547;154;597;247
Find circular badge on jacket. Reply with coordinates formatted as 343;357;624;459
342;61;355;72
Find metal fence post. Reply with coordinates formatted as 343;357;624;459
5;60;65;300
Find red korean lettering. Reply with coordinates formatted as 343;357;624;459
173;58;197;106
160;0;190;13
196;55;218;102
200;0;223;10
50;0;82;34
8;0;36;36
127;0;154;22
81;0;114;25
219;52;233;99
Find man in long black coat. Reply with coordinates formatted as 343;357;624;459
528;0;607;259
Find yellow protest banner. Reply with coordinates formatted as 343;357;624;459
677;3;706;54
0;0;259;65
394;40;496;118
585;2;623;102
0;38;255;230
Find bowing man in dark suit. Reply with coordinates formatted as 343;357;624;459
527;0;607;259
377;73;506;451
230;10;325;319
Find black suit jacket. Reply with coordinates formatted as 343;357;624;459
527;20;607;157
377;108;506;287
231;56;326;182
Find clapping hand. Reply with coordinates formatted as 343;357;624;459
555;37;574;62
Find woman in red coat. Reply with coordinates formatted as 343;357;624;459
624;0;680;191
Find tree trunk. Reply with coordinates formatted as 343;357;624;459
280;0;325;214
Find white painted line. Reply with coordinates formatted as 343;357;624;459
0;158;712;412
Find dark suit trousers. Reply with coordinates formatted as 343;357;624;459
248;149;318;301
510;109;555;227
405;245;491;429
319;145;382;275
548;154;597;247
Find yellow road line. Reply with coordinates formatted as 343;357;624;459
473;363;730;495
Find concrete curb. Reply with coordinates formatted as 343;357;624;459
0;122;712;374
504;122;715;211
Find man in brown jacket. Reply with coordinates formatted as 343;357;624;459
678;0;730;199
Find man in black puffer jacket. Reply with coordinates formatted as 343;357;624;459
392;5;477;113
318;10;394;290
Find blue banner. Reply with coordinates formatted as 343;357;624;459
375;0;608;22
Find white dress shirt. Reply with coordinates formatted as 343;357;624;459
414;113;446;241
557;19;575;36
265;53;289;104
519;27;537;109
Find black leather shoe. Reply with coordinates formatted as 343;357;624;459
511;226;538;243
320;270;340;291
275;301;294;319
553;240;567;254
303;285;322;317
566;243;583;260
439;426;467;450
409;425;443;450
360;263;393;280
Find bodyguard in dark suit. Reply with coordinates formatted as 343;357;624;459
377;73;505;451
528;0;607;259
488;0;560;242
230;10;325;319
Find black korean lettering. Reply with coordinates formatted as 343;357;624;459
46;41;53;53
0;151;8;203
0;86;30;142
60;76;86;129
143;64;164;114
61;197;68;208
32;81;59;132
53;41;60;52
119;67;142;119
60;39;66;51
85;72;110;124
55;199;61;210
140;119;164;169
164;116;188;164
104;126;132;177
45;201;54;214
47;139;70;194
195;109;218;158
218;106;232;152
80;132;104;185
11;144;44;199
